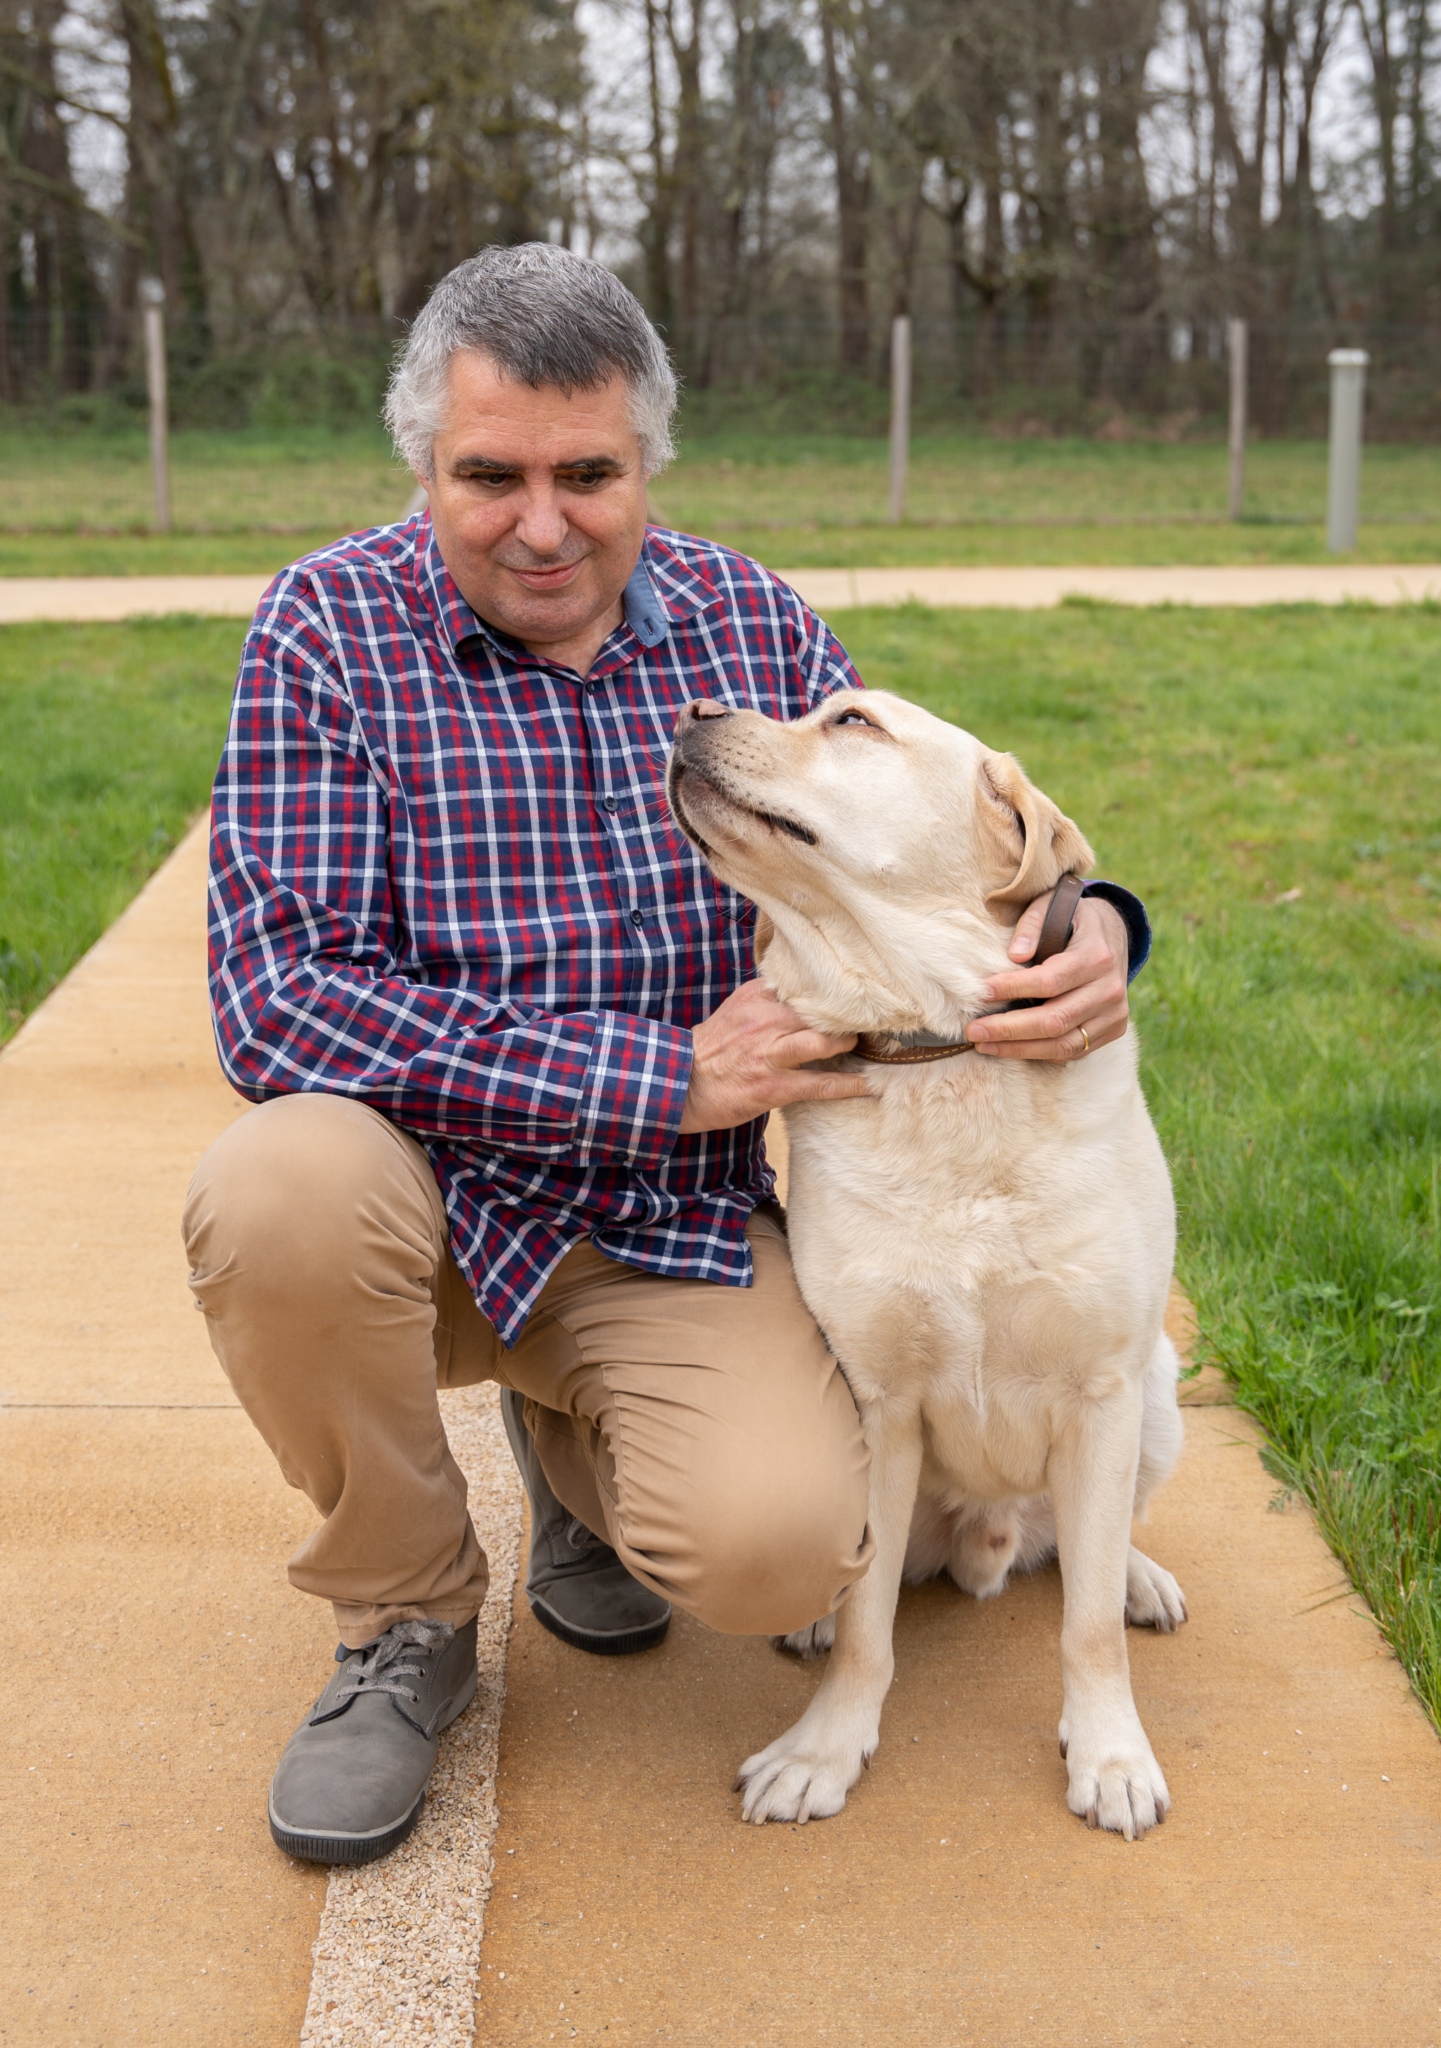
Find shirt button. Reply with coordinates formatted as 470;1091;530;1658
630;908;644;927
602;795;618;813
585;679;599;693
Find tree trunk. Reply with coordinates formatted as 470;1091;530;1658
664;0;707;377
820;2;869;373
641;0;676;333
117;0;207;348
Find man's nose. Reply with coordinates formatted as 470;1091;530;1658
513;480;568;554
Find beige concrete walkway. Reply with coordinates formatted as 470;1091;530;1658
0;823;520;2048
3;823;1441;2045
0;574;275;621
781;560;1441;611
0;561;1439;623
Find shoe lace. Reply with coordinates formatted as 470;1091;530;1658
334;1618;454;1709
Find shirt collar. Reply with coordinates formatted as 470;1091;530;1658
414;516;719;663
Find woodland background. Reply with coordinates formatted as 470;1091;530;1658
0;0;1437;437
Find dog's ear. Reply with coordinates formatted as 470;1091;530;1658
753;906;775;972
978;752;1094;916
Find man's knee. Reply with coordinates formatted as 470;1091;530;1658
636;1446;873;1638
183;1094;446;1311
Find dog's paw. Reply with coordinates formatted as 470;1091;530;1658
735;1717;874;1824
774;1616;835;1659
1059;1712;1170;1840
1125;1546;1187;1632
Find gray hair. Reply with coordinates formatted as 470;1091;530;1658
385;243;678;481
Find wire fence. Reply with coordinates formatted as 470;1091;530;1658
0;308;1437;537
2;304;1439;433
695;315;1441;441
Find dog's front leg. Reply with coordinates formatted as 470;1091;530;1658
736;1400;922;1825
1050;1389;1170;1840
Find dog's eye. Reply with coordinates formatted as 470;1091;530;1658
831;711;873;729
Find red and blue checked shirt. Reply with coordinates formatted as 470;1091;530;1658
208;518;866;1342
209;517;1149;1343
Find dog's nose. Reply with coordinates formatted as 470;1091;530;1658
685;699;732;722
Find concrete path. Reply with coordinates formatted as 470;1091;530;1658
1;822;521;2048
780;561;1441;611
0;574;275;621
0;562;1439;623
4;824;1441;2045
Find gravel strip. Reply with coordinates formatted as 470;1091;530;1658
300;1382;522;2047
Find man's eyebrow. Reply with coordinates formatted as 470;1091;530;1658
449;452;628;475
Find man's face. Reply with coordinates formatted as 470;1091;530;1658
423;350;649;659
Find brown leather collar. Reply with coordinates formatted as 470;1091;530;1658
852;1033;978;1065
852;874;1086;1066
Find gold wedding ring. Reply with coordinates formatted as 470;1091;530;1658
1079;1026;1091;1055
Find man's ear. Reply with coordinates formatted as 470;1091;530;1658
979;753;1094;916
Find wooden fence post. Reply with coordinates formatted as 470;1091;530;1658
1326;349;1368;552
1227;318;1247;521
139;277;170;533
888;315;911;525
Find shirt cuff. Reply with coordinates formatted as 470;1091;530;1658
1082;881;1151;982
572;1010;694;1169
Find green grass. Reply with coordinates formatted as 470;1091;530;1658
2;425;1439;576
657;429;1441;526
3;603;1439;1731
686;520;1441;567
0;529;357;576
0;619;245;1036
837;601;1441;1724
0;425;410;540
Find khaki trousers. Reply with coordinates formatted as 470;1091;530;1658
183;1095;874;1646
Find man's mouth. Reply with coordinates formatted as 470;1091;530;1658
506;559;585;591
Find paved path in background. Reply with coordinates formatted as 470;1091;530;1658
0;561;1439;623
0;574;274;621
5;826;1441;2045
781;560;1441;610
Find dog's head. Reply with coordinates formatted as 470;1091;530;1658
666;689;1093;1036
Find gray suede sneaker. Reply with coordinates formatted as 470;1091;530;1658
268;1617;477;1864
501;1389;670;1655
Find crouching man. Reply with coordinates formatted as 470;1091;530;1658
183;243;1149;1864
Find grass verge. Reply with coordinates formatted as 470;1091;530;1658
3;607;1438;1729
1;427;1438;576
839;601;1441;1726
0;619;245;1039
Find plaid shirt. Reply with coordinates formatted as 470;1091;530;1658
209;518;1149;1343
209;518;868;1341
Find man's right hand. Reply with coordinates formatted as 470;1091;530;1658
677;980;872;1135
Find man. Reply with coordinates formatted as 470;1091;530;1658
183;244;1148;1866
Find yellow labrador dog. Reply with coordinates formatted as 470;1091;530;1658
667;688;1186;1840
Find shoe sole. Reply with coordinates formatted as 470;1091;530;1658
270;1786;428;1866
268;1665;479;1866
529;1593;670;1657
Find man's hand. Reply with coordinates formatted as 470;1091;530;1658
678;980;872;1134
966;893;1130;1061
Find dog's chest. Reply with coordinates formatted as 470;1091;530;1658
782;1086;1104;1491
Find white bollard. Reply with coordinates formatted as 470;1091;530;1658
888;314;911;525
1326;348;1368;553
1227;318;1247;520
139;277;170;534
